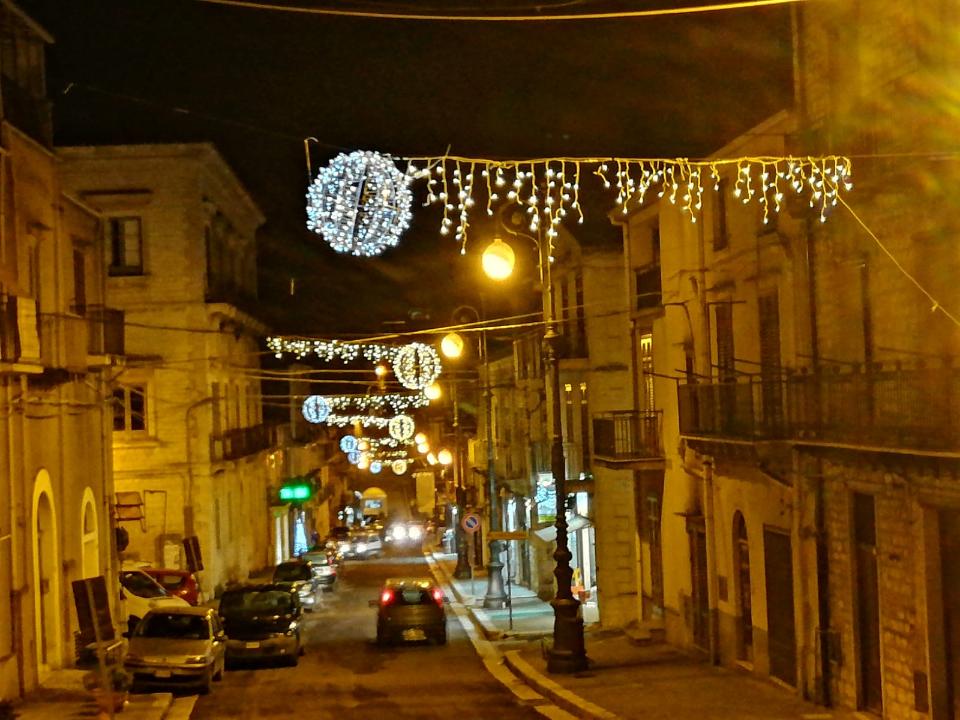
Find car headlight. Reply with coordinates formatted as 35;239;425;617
408;526;422;539
356;542;367;553
338;541;350;550
392;526;407;540
185;655;207;665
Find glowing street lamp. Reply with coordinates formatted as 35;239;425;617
437;448;453;466
425;382;442;400
481;236;515;281
426;452;438;466
415;432;427;445
440;332;465;359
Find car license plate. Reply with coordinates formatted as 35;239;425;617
245;641;260;649
154;670;172;678
402;628;426;641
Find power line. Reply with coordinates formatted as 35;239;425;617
195;0;806;22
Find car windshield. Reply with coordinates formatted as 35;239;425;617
273;564;311;582
220;590;293;614
121;571;167;599
136;613;209;639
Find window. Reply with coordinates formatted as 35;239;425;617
713;179;729;251
72;249;86;315
107;217;143;275
113;385;146;432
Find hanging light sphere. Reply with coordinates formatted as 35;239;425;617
482;236;516;280
440;332;465;359
347;450;361;465
388;414;416;441
393;342;442;390
301;395;331;424
370;460;383;475
305;150;414;257
339;434;358;453
437;448;453;466
391;459;408;475
425;382;442;401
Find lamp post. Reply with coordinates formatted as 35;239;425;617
482;233;587;673
440;305;507;606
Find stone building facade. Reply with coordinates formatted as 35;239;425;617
57;143;283;601
0;1;121;699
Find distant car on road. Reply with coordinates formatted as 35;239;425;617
348;529;383;559
124;606;225;694
218;584;303;666
298;548;337;590
119;566;189;633
372;578;448;646
272;559;323;610
144;568;201;605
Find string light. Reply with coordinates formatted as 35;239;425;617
306;150;414;257
407;154;853;249
392;342;442;390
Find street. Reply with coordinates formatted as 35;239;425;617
190;548;542;720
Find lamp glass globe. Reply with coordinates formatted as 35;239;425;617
482;237;515;280
440;332;464;359
425;382;442;400
438;448;453;466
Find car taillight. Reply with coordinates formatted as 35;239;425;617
432;588;444;605
381;589;394;605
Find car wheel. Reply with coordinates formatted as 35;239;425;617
435;629;447;645
376;628;387;646
198;668;212;695
286;650;299;667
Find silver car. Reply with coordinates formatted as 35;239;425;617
124;606;226;694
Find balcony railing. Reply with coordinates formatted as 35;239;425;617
678;362;960;452
593;410;664;460
211;423;278;462
85;306;125;356
39;313;88;372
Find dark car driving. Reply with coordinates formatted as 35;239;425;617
373;578;447;646
218;584;302;666
272;559;322;610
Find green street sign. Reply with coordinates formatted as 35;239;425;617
279;483;311;502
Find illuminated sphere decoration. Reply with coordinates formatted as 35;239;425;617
347;450;361;465
370;460;383;475
393;342;441;390
302;395;331;424
339;434;358;453
388;414;416;442
391;459;407;475
305;150;414;257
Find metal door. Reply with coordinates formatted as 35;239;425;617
763;528;797;685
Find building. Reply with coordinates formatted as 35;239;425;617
58;143;283;599
0;0;122;698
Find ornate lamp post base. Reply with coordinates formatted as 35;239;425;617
483;542;508;608
547;596;588;673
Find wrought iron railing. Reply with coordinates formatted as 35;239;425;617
678;362;960;451
211;423;279;461
593;410;664;460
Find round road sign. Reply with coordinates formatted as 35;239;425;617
461;513;481;534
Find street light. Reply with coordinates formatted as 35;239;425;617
481;230;588;673
438;448;453;466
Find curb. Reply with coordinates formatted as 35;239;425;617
503;650;620;720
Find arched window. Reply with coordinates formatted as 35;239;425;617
81;487;99;579
733;511;753;661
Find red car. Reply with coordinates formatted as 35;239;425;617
144;568;201;606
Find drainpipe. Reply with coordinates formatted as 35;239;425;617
6;376;25;696
703;459;721;665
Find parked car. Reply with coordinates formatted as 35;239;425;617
272;560;322;610
124;606;225;694
372;578;448;645
144;568;201;605
298;548;337;590
218;584;302;666
119;566;189;634
347;529;383;559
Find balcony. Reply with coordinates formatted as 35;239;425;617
39;313;88;373
85;306;125;357
1;74;52;146
593;410;664;462
678;361;960;453
635;266;662;311
0;294;19;362
211;423;279;462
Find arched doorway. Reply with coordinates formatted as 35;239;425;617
733;511;753;662
80;487;99;579
32;470;62;678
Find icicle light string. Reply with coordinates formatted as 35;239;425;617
401;154;853;252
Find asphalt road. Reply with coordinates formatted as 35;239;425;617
191;547;543;719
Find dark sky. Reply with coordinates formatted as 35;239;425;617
19;0;794;334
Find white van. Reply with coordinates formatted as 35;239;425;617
119;565;188;632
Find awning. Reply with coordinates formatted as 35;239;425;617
533;514;593;542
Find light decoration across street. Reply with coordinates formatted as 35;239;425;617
391;459;408;475
301;395;331;424
388;414;416;441
398;154;854;252
305;150;415;257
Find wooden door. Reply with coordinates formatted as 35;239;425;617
941;510;960;719
690;522;709;650
764;528;797;685
734;512;753;661
854;493;882;712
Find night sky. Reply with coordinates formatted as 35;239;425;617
19;0;794;335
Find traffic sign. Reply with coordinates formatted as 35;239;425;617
488;530;527;541
461;513;481;534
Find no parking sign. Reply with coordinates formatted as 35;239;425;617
461;513;481;534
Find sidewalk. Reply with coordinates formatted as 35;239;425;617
15;668;173;720
430;551;858;720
